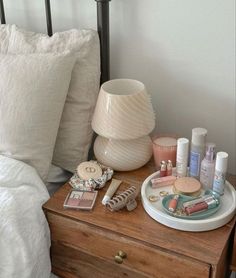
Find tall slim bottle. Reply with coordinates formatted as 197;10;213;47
176;138;189;177
213;152;228;195
189;128;207;179
200;143;216;189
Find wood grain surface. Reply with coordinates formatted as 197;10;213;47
48;213;210;278
44;161;236;277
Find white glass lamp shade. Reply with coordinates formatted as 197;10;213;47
94;135;153;171
91;79;155;140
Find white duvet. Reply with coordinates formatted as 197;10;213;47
0;155;51;278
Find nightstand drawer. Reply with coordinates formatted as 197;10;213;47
47;213;210;278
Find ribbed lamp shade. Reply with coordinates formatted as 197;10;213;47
92;79;155;140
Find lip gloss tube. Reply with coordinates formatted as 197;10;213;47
151;176;177;188
168;195;179;212
182;194;215;209
185;198;219;215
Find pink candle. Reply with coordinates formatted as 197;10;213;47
152;136;177;169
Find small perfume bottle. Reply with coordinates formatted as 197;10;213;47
166;160;173;176
160;161;167;177
200;143;216;189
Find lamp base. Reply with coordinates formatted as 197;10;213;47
94;135;153;171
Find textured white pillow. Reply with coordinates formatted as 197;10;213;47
0;53;75;180
0;24;100;173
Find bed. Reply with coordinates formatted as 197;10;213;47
0;1;111;277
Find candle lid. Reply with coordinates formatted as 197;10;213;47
153;136;177;147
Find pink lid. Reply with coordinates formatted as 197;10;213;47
153;136;177;148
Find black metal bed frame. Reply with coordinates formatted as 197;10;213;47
0;0;110;84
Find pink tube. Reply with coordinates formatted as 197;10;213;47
151;176;177;188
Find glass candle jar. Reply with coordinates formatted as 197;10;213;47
152;136;177;169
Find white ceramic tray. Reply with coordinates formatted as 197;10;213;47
141;170;236;232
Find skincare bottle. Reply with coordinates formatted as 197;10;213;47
200;143;216;189
189;128;207;179
213;152;228;195
160;161;167;177
166;160;173;176
176;138;189;177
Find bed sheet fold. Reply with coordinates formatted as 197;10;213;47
0;155;51;278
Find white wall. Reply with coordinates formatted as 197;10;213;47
4;0;236;174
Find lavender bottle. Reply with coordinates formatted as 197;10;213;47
200;143;216;189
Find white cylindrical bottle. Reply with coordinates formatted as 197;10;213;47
189;128;207;179
200;143;216;189
176;138;189;177
213;152;228;195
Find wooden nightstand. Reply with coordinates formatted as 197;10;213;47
43;162;236;278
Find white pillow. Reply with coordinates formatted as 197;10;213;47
0;53;75;180
0;24;101;173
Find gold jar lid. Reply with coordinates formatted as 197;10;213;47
173;177;201;196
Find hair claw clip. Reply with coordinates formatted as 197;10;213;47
106;186;138;212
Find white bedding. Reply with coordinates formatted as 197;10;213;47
0;155;51;278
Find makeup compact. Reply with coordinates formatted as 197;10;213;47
77;161;103;180
173;177;202;197
64;190;98;210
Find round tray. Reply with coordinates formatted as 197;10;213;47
141;170;236;232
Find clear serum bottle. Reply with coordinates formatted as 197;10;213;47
213;152;228;195
189;128;208;179
176;138;189;177
200;143;216;189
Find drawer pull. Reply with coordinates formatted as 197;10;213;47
118;250;127;259
114;255;123;264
